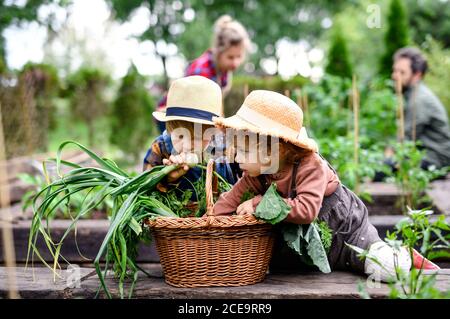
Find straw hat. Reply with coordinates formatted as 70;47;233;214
153;75;223;125
214;90;318;152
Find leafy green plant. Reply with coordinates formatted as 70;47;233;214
110;65;155;164
422;36;450;117
283;222;332;273
293;74;397;197
386;141;449;211
254;183;291;225
325;24;353;79
379;0;410;78
240;188;256;204
19;172;113;219
348;207;450;299
318;135;388;199
27;140;230;299
254;183;332;273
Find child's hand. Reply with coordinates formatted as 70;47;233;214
162;153;199;182
236;199;255;216
162;155;189;182
163;154;190;169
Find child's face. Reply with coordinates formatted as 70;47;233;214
170;129;209;155
217;44;246;72
234;144;265;177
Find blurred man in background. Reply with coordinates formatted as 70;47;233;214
391;47;450;170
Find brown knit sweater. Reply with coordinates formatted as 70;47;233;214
213;152;340;224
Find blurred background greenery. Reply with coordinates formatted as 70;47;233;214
0;0;449;179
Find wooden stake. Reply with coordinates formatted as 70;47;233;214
0;103;20;299
304;93;309;124
411;83;418;143
300;89;310;128
243;83;249;97
395;78;405;143
352;75;360;194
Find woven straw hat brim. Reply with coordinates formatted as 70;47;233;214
214;115;318;152
153;111;215;125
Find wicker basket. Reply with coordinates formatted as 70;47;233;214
145;159;275;287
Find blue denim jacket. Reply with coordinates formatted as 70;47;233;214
143;130;240;200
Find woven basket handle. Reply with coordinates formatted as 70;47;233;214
205;159;215;217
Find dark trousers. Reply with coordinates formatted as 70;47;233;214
269;185;381;275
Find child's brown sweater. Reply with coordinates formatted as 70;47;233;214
213;152;340;224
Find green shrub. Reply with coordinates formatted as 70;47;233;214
325;25;353;79
224;75;309;117
379;0;410;78
422;37;450;117
110;65;155;164
0;63;60;158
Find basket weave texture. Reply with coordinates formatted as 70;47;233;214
145;159;275;287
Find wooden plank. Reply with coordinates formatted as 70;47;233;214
0;203;31;222
0;149;82;183
2;216;449;265
0;150;101;205
0;219;160;263
362;181;449;216
1;265;449;299
0;179;34;205
362;182;402;196
427;178;450;215
0;266;96;299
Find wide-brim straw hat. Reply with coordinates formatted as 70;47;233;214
153;75;223;125
214;90;318;152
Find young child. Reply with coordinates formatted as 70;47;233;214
143;75;240;198
212;90;439;282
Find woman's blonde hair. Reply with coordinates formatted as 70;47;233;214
212;15;250;57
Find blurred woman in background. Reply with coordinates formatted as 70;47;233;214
155;15;251;133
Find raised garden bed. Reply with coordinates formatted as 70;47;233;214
2;208;449;267
0;150;101;206
1;152;449;299
1;265;448;299
1;178;449;265
361;178;450;216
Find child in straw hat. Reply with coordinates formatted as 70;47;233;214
143;76;240;197
212;90;439;282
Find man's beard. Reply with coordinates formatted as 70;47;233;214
401;79;414;93
402;84;411;93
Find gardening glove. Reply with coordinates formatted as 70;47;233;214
364;241;411;283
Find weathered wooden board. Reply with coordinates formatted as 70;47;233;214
0;150;101;205
0;219;160;263
1;265;448;299
1;215;449;265
362;179;450;216
427;178;450;216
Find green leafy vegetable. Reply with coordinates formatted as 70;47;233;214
283;223;304;255
282;222;332;273
254;183;290;224
27;140;231;299
316;220;333;253
254;182;332;273
304;223;331;273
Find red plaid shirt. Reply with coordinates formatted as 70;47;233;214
157;50;229;110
